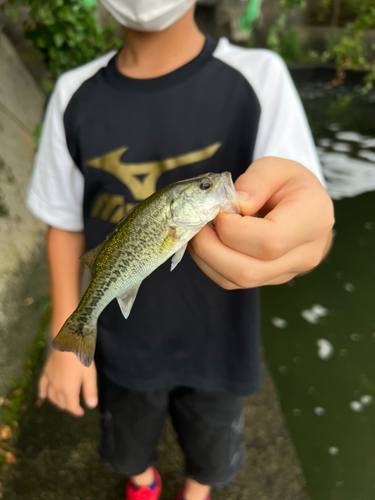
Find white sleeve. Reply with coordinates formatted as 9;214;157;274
27;79;84;231
252;53;326;186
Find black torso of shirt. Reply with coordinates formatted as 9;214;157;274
63;37;262;395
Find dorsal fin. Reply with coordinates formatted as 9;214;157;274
79;242;104;271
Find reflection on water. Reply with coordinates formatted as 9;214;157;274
262;83;375;500
318;129;375;199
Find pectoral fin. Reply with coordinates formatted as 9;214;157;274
117;283;141;319
171;244;187;271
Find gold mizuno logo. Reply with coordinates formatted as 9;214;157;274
86;142;221;201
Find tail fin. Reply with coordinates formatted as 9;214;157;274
52;313;97;367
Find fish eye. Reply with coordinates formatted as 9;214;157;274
200;178;213;190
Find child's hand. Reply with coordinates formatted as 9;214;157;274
189;157;334;289
38;350;98;417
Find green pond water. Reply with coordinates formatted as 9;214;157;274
262;85;375;500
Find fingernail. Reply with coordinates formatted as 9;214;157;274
87;397;97;408
236;191;250;200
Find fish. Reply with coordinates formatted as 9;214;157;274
52;172;240;367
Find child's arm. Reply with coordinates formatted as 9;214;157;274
38;227;98;416
189;53;333;289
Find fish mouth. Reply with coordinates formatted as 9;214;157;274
218;172;241;214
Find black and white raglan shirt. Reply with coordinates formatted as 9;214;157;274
28;37;324;395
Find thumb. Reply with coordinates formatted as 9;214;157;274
235;157;304;216
82;365;98;409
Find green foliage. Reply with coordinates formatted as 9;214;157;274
5;299;51;425
322;4;375;91
267;0;306;56
4;0;121;84
265;0;375;90
32;123;43;145
278;26;303;62
331;95;352;108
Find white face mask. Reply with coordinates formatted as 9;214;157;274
99;0;196;31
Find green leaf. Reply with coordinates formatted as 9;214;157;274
53;33;64;47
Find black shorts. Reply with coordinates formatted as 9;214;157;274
98;372;247;487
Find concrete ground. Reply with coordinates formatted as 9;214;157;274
2;362;309;500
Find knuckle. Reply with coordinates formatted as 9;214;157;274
324;207;335;232
260;236;285;261
190;234;205;257
303;253;321;271
319;194;335;231
232;266;257;289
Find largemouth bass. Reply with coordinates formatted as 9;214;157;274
52;172;240;367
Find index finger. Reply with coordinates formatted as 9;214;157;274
234;156;324;215
216;185;329;261
218;161;333;260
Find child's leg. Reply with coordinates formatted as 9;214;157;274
182;477;210;500
170;388;246;500
97;372;168;479
132;467;156;487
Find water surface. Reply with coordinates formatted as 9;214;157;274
263;81;375;500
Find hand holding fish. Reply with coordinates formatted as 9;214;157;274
189;157;334;289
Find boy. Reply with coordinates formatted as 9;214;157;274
27;1;334;500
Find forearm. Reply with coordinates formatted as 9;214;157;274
47;227;85;338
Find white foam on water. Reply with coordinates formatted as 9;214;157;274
312;304;329;317
271;317;288;329
350;333;361;341
293;409;302;416
358;150;375;162
360;395;373;406
329;447;339;455
349;401;363;412
364;222;373;230
317;339;334;360
344;283;355;292
301;310;319;323
336;131;363;142
301;304;329;324
319;138;332;147
321;152;375;200
314;407;325;416
332;142;352;153
361;137;375;148
328;123;340;131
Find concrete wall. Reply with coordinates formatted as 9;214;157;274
0;31;48;402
